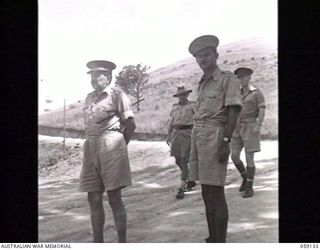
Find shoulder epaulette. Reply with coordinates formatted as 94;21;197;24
222;71;236;78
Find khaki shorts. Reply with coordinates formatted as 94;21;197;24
170;128;192;160
189;124;228;186
231;122;261;153
79;131;132;192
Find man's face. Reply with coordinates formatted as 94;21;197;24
178;93;188;103
195;47;219;72
238;75;251;88
90;71;112;91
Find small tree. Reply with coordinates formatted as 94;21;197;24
115;64;150;112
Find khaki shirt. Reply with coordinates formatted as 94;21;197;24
170;100;195;126
239;85;265;121
194;67;242;125
83;87;134;137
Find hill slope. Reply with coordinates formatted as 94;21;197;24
39;37;278;138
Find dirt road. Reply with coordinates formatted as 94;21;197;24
38;136;278;243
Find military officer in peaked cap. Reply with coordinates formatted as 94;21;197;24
79;60;136;243
188;35;242;242
230;67;266;198
166;86;196;199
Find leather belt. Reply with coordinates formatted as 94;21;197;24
194;120;225;127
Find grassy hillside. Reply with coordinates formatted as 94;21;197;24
39;37;278;139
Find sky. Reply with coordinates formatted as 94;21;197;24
38;0;277;111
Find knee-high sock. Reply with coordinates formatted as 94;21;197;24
212;186;229;243
202;185;229;242
235;160;246;179
202;185;216;242
246;166;255;182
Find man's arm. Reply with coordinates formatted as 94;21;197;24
218;105;241;163
253;107;266;133
255;91;266;130
219;73;243;163
82;95;91;128
166;117;174;146
115;90;136;144
123;117;136;144
258;107;266;127
224;106;241;139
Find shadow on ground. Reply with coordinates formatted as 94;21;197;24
39;153;278;242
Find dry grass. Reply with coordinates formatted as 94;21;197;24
39;38;278;139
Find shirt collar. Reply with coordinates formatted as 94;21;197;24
93;86;112;97
178;100;189;105
199;67;222;83
211;67;223;81
241;85;257;94
248;85;257;91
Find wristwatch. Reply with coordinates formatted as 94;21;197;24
223;137;231;143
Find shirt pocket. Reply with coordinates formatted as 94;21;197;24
185;106;194;113
200;91;224;114
101;102;115;112
94;102;116;122
171;106;180;119
180;107;194;124
244;98;256;113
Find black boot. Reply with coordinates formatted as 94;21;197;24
186;180;196;191
234;161;247;192
243;167;255;198
176;188;185;199
243;180;253;198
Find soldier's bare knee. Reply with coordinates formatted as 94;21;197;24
245;152;255;166
107;189;123;209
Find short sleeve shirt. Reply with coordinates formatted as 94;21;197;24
83;87;134;137
193;67;242;124
239;86;266;121
169;101;195;126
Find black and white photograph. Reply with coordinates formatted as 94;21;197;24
38;0;278;243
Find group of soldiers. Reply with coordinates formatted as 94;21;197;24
167;67;265;200
78;34;265;243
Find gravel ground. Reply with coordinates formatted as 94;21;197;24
38;136;278;243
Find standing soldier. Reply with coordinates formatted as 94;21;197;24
166;86;197;199
230;67;266;198
80;60;136;243
188;35;242;242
